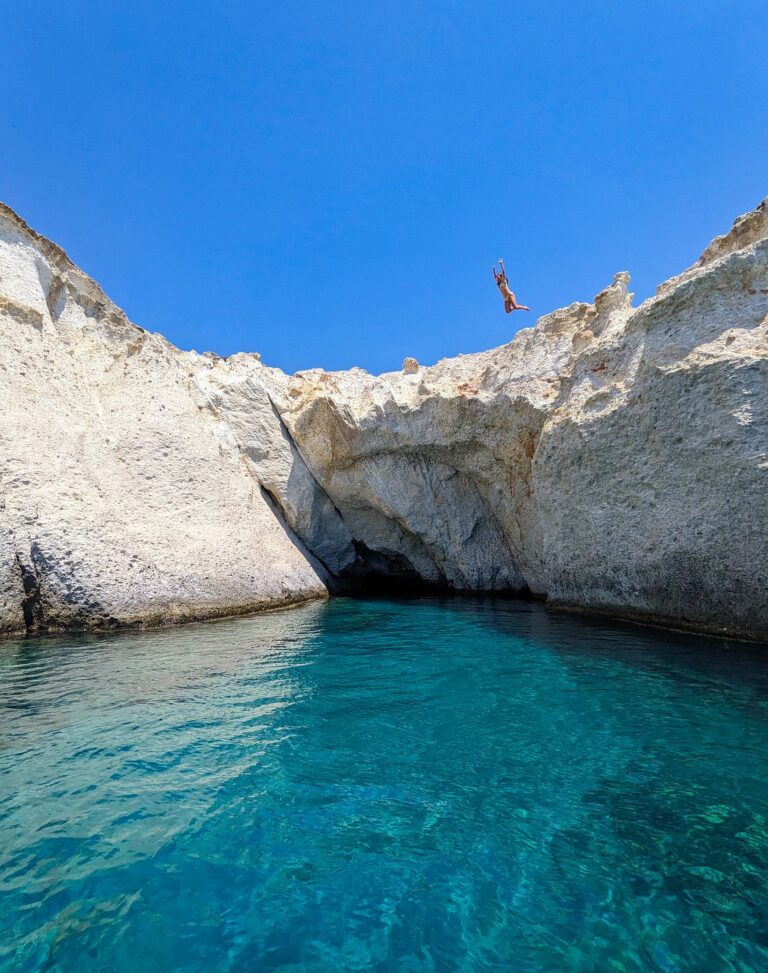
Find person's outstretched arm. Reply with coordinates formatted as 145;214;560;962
499;258;507;281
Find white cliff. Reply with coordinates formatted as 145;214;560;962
1;199;766;639
0;205;327;634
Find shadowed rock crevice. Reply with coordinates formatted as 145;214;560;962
257;483;335;586
337;540;449;595
15;549;44;631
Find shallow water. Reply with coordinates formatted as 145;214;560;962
1;598;768;972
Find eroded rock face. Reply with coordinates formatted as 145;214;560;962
1;199;766;638
257;208;768;638
0;205;326;635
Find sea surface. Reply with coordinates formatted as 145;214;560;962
1;597;768;972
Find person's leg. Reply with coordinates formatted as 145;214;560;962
504;298;513;313
509;292;530;311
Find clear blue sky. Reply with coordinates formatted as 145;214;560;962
4;2;767;374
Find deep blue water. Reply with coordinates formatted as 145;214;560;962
2;597;768;972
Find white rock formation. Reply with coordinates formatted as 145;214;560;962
1;198;767;639
0;205;326;634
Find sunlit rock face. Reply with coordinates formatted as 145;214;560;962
0;205;326;635
1;199;766;638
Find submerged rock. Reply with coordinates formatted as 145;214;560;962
1;199;767;639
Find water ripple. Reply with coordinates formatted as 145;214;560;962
1;597;768;971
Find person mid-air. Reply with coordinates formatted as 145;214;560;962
492;259;530;313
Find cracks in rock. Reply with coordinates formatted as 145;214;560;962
190;374;353;585
45;276;66;322
15;546;44;631
264;392;450;591
261;389;362;583
263;390;350;525
258;483;337;584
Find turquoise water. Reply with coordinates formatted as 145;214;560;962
2;598;768;972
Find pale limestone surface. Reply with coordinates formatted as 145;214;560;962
256;204;768;638
1;199;766;638
0;205;326;634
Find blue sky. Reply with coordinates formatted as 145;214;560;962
4;1;767;374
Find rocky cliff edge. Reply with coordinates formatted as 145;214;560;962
1;199;766;639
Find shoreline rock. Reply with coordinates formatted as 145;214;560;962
1;199;767;640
